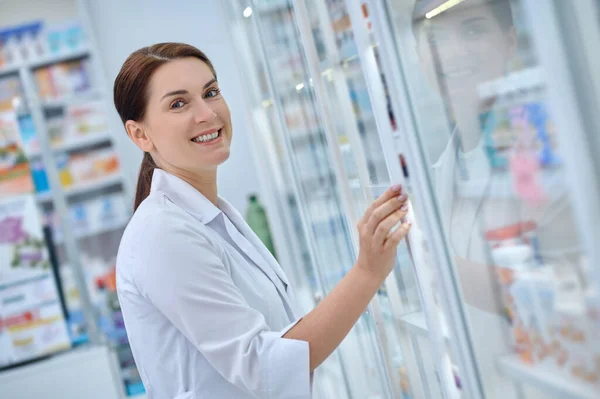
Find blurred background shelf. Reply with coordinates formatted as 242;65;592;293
497;355;598;399
53;218;129;244
28;47;90;70
29;131;113;157
36;174;123;203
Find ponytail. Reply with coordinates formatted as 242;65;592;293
134;152;157;211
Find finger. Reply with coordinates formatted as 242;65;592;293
362;184;403;221
384;220;412;250
366;193;408;234
373;209;405;245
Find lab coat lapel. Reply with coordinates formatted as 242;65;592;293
219;199;289;287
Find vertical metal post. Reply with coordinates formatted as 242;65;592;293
292;0;398;397
524;0;600;297
341;2;434;397
19;67;101;345
365;0;486;397
248;1;354;396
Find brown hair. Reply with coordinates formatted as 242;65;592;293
113;43;217;211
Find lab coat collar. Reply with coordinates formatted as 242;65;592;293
151;169;290;289
218;198;289;287
151;169;220;224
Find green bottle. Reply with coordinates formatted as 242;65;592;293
245;194;277;259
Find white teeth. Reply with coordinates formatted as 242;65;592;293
192;131;220;143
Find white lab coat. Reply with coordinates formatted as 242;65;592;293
116;169;311;399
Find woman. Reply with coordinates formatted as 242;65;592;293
115;42;411;399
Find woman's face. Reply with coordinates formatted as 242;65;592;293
416;4;516;108
129;57;232;176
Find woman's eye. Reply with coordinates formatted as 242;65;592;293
170;100;186;109
205;88;221;98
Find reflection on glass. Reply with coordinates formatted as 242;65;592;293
306;1;451;398
387;0;597;397
233;0;397;397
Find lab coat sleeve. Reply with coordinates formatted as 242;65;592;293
135;209;311;399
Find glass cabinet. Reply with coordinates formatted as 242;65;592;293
226;0;600;398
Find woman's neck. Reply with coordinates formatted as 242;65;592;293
163;164;219;206
450;100;486;153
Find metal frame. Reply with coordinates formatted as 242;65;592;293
530;0;600;291
246;0;355;396
292;0;400;397
18;51;102;346
342;1;434;397
224;0;312;295
78;0;135;204
364;0;488;397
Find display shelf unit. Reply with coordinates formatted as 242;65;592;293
478;66;545;100
36;173;123;203
0;2;139;397
29;130;113;157
40;88;105;109
455;168;567;200
54;218;129;244
497;356;598;399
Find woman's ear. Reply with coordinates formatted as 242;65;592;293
126;120;154;153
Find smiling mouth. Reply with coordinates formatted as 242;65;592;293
191;129;222;144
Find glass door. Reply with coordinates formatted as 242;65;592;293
296;0;456;398
227;1;395;397
371;0;600;397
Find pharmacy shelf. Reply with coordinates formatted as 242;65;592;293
478;66;544;99
257;0;292;14
53;218;129;244
497;355;598;399
29;131;113;157
37;174;123;203
0;62;20;77
455;167;567;200
28;47;90;70
41;88;104;108
63;174;123;196
399;312;429;337
0;48;90;78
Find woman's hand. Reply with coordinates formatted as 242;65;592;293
356;184;411;281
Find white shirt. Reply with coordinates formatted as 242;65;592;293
116;169;311;399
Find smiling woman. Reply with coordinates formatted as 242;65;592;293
113;42;412;399
113;43;231;209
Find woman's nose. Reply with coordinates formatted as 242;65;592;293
194;99;217;124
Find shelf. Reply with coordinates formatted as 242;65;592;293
0;63;20;77
455;167;567;200
497;355;598;399
399;312;429;337
28;48;90;70
36;174;123;203
53;132;113;152
478;66;545;99
64;174;123;196
53;218;129;244
0;272;52;291
41;88;104;108
29;132;113;157
257;0;292;13
0;48;90;77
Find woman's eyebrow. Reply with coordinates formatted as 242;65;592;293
203;78;218;89
160;79;218;101
161;89;188;101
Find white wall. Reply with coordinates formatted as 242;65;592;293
0;0;77;27
83;0;262;212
